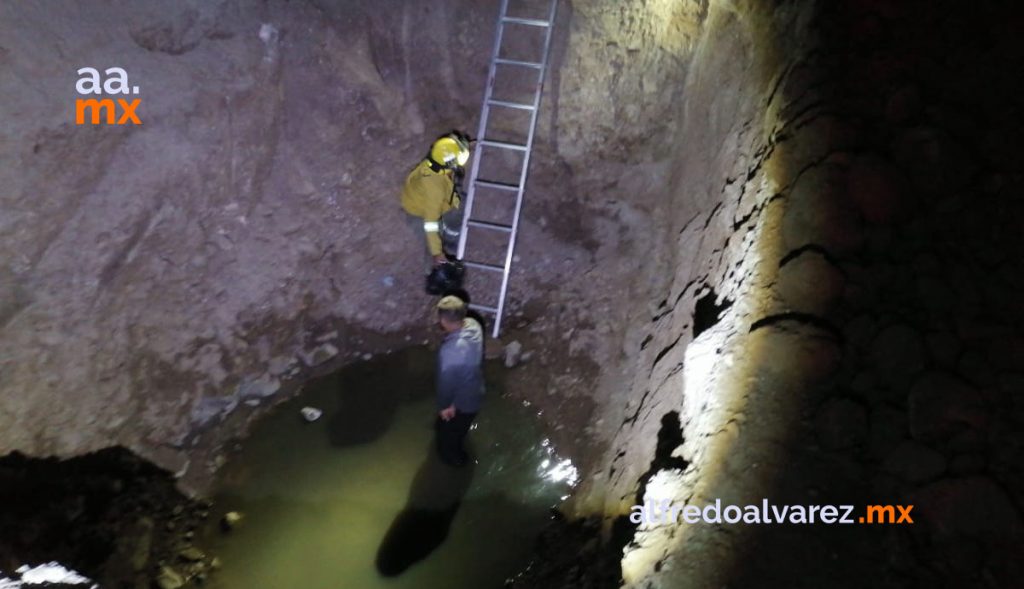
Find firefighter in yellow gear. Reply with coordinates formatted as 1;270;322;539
401;133;470;267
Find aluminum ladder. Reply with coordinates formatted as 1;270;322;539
456;0;558;338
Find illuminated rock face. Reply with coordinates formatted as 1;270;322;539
554;1;1024;588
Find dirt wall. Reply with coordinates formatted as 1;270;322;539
0;0;497;484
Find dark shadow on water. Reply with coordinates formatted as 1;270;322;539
323;348;435;447
375;442;476;577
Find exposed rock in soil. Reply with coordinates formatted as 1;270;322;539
0;448;211;589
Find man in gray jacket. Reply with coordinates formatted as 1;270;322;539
435;295;485;467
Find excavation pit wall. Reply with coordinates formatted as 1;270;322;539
0;0;703;494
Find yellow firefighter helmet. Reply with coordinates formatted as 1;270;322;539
429;134;470;169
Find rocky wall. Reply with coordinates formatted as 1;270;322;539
559;0;1024;588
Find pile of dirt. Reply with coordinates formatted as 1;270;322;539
0;447;214;588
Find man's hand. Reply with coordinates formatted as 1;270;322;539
433;253;447;266
439;405;456;421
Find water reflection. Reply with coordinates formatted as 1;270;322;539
204;347;576;589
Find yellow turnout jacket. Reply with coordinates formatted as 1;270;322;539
400;160;460;256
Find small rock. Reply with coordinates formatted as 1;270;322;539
300;344;339;367
300;407;322;422
221;511;244;532
179;546;205;563
316;330;339;343
155;566;185;589
268;356;295;377
237;376;281;400
504;341;523;368
259;23;278;45
189;396;238;430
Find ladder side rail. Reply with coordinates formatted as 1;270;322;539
457;0;510;260
490;0;559;338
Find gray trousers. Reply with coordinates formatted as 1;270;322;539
405;209;463;272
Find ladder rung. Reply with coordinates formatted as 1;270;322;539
464;260;505;273
480;139;528;152
469;303;498;314
475;179;520;191
494;58;544;69
502;16;551;27
468;219;513;232
488;99;535;111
